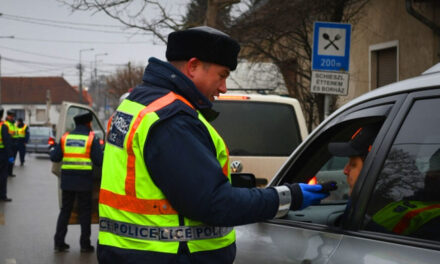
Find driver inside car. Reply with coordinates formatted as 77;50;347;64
328;124;381;196
328;124;440;239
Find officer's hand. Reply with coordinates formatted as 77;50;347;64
298;183;329;209
285;181;337;210
8;157;15;164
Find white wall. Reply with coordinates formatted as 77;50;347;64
3;104;60;129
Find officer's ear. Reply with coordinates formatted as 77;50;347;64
185;58;203;78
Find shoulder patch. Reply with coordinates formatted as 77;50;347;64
107;111;134;148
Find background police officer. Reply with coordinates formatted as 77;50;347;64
97;26;330;264
50;112;103;253
4;111;18;177
15;118;29;166
0;107;14;202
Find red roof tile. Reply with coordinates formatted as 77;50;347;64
0;77;90;105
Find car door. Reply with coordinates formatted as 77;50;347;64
328;88;440;263
51;101;105;224
234;93;406;264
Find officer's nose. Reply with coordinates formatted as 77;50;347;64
343;163;350;176
219;79;227;94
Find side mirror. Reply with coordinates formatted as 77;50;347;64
231;173;256;188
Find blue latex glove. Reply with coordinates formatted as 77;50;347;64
8;157;14;163
298;183;329;209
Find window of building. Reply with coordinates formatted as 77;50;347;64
370;41;398;89
11;109;25;120
36;109;46;121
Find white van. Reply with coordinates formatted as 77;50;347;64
212;93;308;186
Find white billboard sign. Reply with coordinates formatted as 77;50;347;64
311;70;349;96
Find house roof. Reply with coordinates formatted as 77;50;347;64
0;77;91;105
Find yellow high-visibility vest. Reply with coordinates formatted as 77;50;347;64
61;132;94;170
99;92;235;254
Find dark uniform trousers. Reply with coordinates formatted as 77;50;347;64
54;190;92;247
16;139;26;165
0;160;8;199
7;140;17;175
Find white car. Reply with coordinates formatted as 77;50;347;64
212;93;308;186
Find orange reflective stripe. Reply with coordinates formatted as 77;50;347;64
64;153;90;158
106;114;113;135
351;128;362;139
85;131;95;157
392;204;440;234
61;132;69;154
99;188;177;215
222;147;229;177
124;92;194;197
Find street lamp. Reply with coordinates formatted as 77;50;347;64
94;52;108;113
78;48;94;103
94;53;108;81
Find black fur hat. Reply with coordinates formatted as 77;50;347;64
166;26;240;71
74;112;93;125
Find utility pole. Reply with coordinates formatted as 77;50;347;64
78;48;94;103
0;36;14;104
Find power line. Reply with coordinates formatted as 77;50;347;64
0;13;122;28
0;13;152;36
2;56;75;67
11;36;149;45
4;65;75;76
0;45;77;61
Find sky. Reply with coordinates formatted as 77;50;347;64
0;0;188;86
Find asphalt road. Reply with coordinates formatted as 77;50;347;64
0;154;99;264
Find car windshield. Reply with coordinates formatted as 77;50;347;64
29;127;51;136
211;101;302;156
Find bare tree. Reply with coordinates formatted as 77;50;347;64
230;0;370;129
60;0;369;129
105;62;144;103
59;0;238;42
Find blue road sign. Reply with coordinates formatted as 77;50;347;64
312;22;351;71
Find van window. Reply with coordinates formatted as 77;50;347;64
212;101;301;156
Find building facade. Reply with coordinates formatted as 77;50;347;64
0;77;89;128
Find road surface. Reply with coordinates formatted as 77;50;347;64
0;154;99;264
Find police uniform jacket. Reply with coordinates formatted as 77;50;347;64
98;58;280;263
0;123;13;162
50;125;103;191
16;123;29;143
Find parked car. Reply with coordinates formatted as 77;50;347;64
26;126;55;154
211;93;308;186
233;64;440;263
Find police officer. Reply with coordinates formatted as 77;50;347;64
15;118;29;166
4;111;18;177
97;26;330;264
0;107;14;202
50;112;103;253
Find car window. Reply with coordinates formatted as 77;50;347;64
362;97;440;242
272;100;397;226
29;127;52;136
278;118;386;226
211;101;302;156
